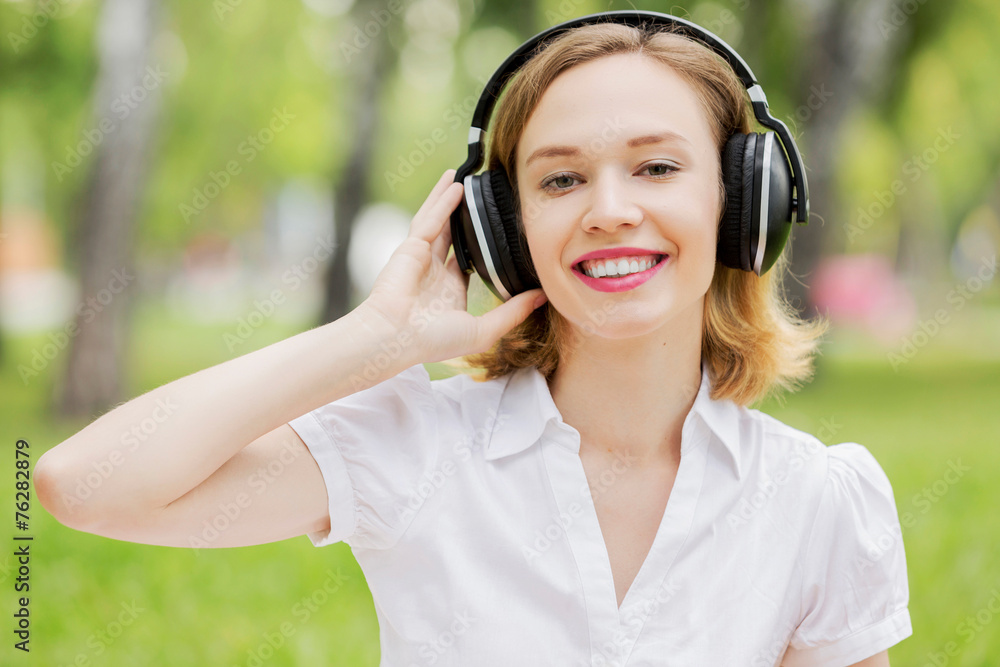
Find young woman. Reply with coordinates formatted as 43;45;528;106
35;14;911;667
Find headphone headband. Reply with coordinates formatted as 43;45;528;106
455;9;809;225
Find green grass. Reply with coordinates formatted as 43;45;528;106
3;300;998;665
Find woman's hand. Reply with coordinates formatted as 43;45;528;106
360;168;546;365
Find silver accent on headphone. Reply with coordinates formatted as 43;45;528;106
468;127;483;144
747;84;768;107
464;175;512;301
753;133;772;276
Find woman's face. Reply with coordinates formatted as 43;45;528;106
516;53;722;340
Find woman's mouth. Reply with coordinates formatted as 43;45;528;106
572;254;669;293
575;254;667;279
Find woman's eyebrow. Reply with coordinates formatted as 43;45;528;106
524;131;692;167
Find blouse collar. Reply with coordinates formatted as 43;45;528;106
484;361;743;478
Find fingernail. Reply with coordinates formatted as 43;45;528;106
533;293;548;309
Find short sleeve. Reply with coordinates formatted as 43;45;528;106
287;362;439;550
782;443;912;667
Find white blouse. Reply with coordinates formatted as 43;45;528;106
288;361;912;667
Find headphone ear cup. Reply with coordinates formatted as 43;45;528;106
718;133;756;271
478;167;540;298
471;168;539;301
757;132;794;275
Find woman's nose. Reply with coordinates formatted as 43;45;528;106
581;173;644;233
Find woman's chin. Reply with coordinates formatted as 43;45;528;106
566;309;667;341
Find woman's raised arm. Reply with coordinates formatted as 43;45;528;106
32;169;545;548
33;305;408;547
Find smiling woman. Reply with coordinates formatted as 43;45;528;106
34;10;912;667
446;15;910;666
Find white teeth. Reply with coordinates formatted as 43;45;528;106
581;255;663;279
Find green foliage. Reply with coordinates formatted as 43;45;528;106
3;0;998;268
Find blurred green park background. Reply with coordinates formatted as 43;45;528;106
2;0;999;664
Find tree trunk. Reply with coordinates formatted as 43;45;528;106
781;0;898;318
319;0;541;324
320;0;396;324
55;0;162;418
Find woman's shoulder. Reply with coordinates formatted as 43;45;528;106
424;364;517;418
732;405;899;511
426;364;510;398
734;405;830;474
356;362;511;405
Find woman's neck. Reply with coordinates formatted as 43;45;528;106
547;299;704;468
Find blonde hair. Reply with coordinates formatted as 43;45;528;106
453;20;827;406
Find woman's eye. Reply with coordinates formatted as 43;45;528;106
540;163;677;192
540;173;578;192
644;162;677;177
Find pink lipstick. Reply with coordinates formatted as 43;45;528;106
571;247;669;293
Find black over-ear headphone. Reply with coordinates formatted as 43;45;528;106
450;10;810;302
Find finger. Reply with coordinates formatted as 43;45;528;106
474;288;546;348
409;179;461;239
411;182;463;243
445;249;470;286
430;208;453;262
